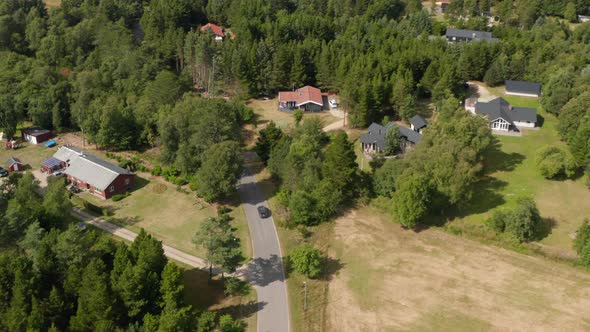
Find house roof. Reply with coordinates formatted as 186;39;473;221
53;146;133;191
7;157;21;167
22;128;50;137
200;23;224;37
445;28;498;42
409;115;428;130
475;97;537;125
42;157;62;170
278;86;323;107
360;122;421;151
505;80;541;96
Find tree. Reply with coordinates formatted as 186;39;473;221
41;177;72;227
158;263;194;331
197;311;217;332
565;2;577;21
219;314;244;332
255;121;283;164
289;190;317;225
541;69;575;116
384;125;401;155
293;109;304;126
535;145;577;179
504;197;542;242
392;171;431;228
574;220;590;255
289;244;323;278
193;213;242;279
195;141;244;202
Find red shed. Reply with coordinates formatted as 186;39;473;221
22;128;52;144
7;157;22;172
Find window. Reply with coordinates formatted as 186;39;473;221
110;186;115;192
124;178;130;185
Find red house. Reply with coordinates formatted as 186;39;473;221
52;146;135;199
278;86;324;112
200;23;225;41
22;128;52;144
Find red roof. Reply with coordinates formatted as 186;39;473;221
278;86;323;107
200;23;224;37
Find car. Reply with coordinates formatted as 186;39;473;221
329;99;338;108
51;171;65;177
0;168;8;177
257;206;270;219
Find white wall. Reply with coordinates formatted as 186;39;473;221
514;121;535;128
505;91;539;98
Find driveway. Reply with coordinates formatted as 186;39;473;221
236;152;290;332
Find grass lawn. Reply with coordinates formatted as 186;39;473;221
446;88;590;256
43;0;61;8
247;98;340;130
325;206;590;331
78;174;251;259
0;142;57;171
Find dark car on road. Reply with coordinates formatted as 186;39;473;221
0;167;8;177
257;206;270;219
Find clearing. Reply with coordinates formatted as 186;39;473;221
326;206;590;332
247;98;340;130
446;83;590;256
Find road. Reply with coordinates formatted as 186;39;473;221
236;152;291;332
71;208;210;269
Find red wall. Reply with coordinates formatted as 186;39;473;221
68;174;135;199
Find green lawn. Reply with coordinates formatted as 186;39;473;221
448;91;590;255
0;142;56;171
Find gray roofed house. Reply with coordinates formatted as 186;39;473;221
52;146;135;199
360;122;421;155
474;97;537;132
505;80;542;97
409;115;428;133
445;28;499;43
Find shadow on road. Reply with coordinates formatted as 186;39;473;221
239;255;285;287
215;300;267;320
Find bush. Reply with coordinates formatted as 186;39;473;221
83;200;111;216
487;210;507;233
574;220;590;255
289;244;323;278
224;277;251;297
219;314;244;332
112;192;130;202
504;197;542;242
151;165;162;176
535;145;577;179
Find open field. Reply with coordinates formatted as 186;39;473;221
0;142;56;171
247;98;340;130
326;206;590;331
43;0;61;8
446;85;590;256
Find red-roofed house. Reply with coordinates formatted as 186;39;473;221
278;86;324;112
200;23;225;41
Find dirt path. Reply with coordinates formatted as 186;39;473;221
467;81;497;102
326;208;590;332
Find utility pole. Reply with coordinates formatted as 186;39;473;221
303;281;308;311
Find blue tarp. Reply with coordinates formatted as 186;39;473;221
45;140;56;147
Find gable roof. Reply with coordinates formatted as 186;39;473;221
200;23;224;37
278;86;323;107
409;115;428;130
53;146;133;191
445;28;498;42
505;80;541;96
475;97;537;125
7;157;21;167
360;122;421;151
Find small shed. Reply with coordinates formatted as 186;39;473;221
42;157;63;173
7;157;22;172
22;128;52;145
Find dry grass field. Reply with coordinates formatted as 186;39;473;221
325;207;590;332
43;0;61;8
247;98;340;130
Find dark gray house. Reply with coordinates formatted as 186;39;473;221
360;122;421;155
472;97;537;131
409;115;428;133
505;80;542;97
445;29;498;43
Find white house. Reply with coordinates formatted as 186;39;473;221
473;97;537;132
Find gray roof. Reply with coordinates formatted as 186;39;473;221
505;80;541;95
409;115;428;130
445;28;498;42
360;122;421;151
475;97;537;124
7;157;21;167
53;146;133;191
22;128;50;136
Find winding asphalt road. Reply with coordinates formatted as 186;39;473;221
236;152;291;332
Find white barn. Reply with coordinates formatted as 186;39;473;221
505;80;542;98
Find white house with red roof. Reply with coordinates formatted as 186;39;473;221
278;86;324;112
200;23;225;41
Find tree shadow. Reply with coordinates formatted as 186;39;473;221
319;256;344;281
535;217;557;241
214;300;267;321
536;114;545;128
237;255;285;287
108;215;142;227
483;138;526;174
183;268;225;310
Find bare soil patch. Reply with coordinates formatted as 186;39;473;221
326;207;590;332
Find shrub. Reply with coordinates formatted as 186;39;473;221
289;244;323;278
574;220;590;255
219;314;244;332
112;192;130;202
535;145;577;179
224;277;251;297
151;165;162;176
83;200;111;216
487;210;507;233
504;197;542;243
